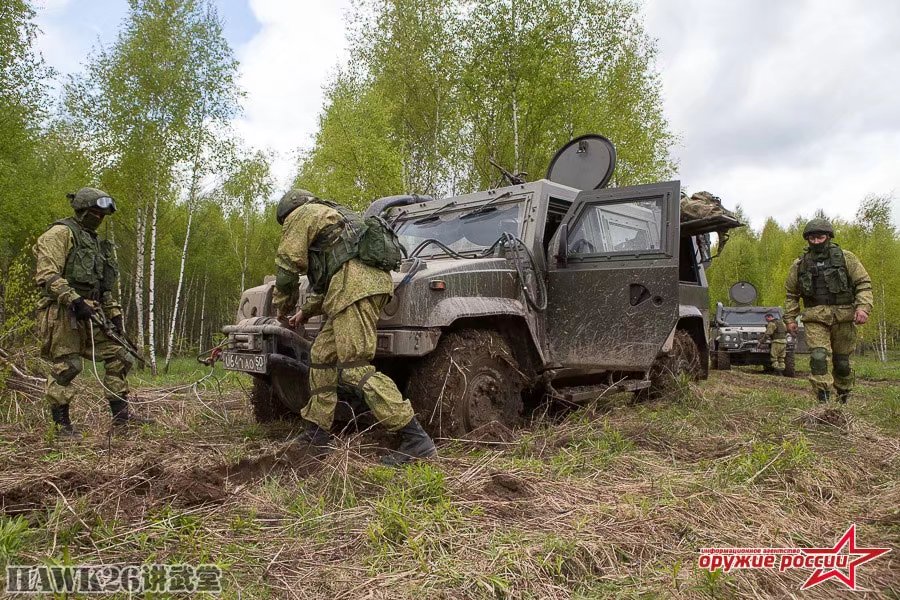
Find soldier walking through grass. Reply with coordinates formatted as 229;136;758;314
272;189;437;465
760;312;787;375
784;218;873;403
33;188;152;436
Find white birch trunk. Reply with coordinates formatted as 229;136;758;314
134;203;147;355
164;206;194;371
147;187;160;375
198;273;208;350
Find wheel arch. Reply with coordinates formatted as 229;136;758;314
676;313;709;379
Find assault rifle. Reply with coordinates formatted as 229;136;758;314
89;311;146;368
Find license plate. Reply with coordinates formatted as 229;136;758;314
222;352;267;374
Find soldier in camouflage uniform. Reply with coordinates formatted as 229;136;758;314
272;189;437;465
760;313;787;375
34;188;151;437
784;218;873;403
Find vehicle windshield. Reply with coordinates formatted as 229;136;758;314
395;202;523;256
720;311;772;326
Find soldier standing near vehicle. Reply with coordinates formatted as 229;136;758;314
784;218;873;403
760;313;787;375
33;188;151;437
272;189;437;465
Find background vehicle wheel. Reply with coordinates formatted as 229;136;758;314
635;330;701;401
717;350;731;371
250;377;294;423
406;329;525;438
783;351;796;377
710;348;719;370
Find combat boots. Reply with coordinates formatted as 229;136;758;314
51;404;77;438
109;398;154;427
836;390;851;404
381;417;438;467
816;389;830;403
773;369;784;376
291;422;333;457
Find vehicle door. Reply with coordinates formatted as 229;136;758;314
546;181;680;371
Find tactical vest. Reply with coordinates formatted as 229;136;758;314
797;243;854;307
49;218;118;300
771;319;787;341
305;200;404;295
306;201;366;294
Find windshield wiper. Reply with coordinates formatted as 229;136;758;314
412;201;457;225
459;191;512;219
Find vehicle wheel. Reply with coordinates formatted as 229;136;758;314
636;330;701;401
783;351;796;377
710;348;719;370
406;329;526;438
717;350;731;371
250;377;294;423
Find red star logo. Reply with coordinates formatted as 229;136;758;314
801;525;891;590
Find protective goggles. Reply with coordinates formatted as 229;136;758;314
94;197;117;212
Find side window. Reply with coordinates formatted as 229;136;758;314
568;197;664;256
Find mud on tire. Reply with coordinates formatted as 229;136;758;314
406;329;526;438
716;350;731;370
636;330;702;401
250;377;294;423
783;350;796;377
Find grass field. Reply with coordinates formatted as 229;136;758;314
0;354;897;598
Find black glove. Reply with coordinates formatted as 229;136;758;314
111;315;124;336
71;297;95;321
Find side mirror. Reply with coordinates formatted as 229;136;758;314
556;223;569;268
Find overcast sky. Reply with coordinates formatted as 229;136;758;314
35;0;899;229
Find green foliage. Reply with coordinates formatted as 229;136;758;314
299;0;674;201
0;516;30;565
708;199;900;353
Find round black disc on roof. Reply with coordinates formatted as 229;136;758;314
546;134;617;190
729;281;758;305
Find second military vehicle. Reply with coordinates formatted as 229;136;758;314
709;282;796;376
222;135;742;436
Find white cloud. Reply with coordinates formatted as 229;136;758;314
233;0;354;192
644;0;900;229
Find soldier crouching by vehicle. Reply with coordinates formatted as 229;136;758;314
33;188;152;437
784;218;873;403
760;312;788;375
272;189;437;466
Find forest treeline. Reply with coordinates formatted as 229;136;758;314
1;0;897;374
707;196;899;359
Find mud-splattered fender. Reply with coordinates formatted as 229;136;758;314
426;296;526;327
661;305;705;353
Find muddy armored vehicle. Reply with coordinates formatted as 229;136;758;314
709;282;796;376
223;135;742;436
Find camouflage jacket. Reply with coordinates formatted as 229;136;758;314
273;202;394;318
33;224;122;318
784;247;872;324
762;320;787;342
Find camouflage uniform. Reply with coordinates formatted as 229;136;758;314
762;317;787;371
34;218;131;409
784;244;872;396
273;202;414;431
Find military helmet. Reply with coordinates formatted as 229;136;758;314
68;187;117;214
276;188;315;225
802;218;834;239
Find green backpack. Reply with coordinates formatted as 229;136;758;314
358;214;404;272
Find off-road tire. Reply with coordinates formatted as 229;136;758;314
636;330;702;402
407;329;526;438
717;350;731;371
710;348;719;370
250;377;294;423
783;350;796;378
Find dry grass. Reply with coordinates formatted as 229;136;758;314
0;355;898;599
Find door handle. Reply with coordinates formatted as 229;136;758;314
629;284;650;306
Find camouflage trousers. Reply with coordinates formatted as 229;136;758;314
769;340;786;370
37;304;132;407
303;294;415;431
803;308;858;393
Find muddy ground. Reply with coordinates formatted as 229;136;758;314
0;360;897;599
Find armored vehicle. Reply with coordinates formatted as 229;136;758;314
709;282;796;375
223;135;742;436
